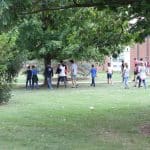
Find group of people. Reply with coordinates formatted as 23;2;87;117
55;60;78;88
26;60;78;89
26;65;39;89
26;58;150;90
132;58;150;88
120;58;150;89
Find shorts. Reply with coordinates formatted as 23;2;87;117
136;75;140;80
71;75;77;80
134;71;138;75
107;73;112;79
59;76;66;82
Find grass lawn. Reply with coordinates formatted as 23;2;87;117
0;83;150;150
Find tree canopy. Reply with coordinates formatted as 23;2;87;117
0;0;150;41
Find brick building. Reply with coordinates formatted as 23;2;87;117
106;37;150;71
130;37;150;70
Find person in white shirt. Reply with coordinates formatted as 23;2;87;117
106;63;113;84
138;62;147;88
70;60;78;88
123;63;130;89
57;61;67;88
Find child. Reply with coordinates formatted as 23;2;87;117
123;63;130;89
90;64;97;87
106;63;113;84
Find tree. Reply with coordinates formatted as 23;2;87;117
0;30;24;103
0;0;150;41
16;7;134;62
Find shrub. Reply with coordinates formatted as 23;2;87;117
0;83;11;104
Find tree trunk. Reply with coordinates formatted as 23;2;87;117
43;54;51;85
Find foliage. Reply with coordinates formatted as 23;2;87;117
0;0;149;63
16;8;135;62
61;8;134;60
0;30;24;103
0;0;150;41
0;83;11;103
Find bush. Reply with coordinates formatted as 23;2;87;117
0;83;11;104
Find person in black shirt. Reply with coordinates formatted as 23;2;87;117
26;66;32;89
45;65;53;89
121;60;125;82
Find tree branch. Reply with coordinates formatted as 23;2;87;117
22;1;136;15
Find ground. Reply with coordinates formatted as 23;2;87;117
0;81;150;150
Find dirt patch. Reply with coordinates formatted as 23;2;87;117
139;123;150;136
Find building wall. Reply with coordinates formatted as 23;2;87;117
130;37;150;70
111;47;130;71
103;47;130;72
103;37;150;71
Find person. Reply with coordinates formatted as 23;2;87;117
106;62;113;84
139;58;144;64
133;58;138;81
90;64;97;87
57;62;67;88
56;63;61;74
147;61;150;74
64;62;68;83
138;62;147;89
121;60;125;82
123;63;130;89
133;63;139;87
45;64;53;89
31;65;39;89
26;65;32;89
70;60;78;88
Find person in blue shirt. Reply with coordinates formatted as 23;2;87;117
90;64;97;87
31;65;39;89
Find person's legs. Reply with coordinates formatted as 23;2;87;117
110;74;112;84
47;77;52;89
122;73;124;83
124;77;129;88
29;79;32;88
138;77;141;88
57;76;61;88
72;75;77;87
92;77;95;87
74;75;77;87
35;76;38;89
32;78;34;89
133;72;136;81
63;76;67;88
71;75;74;87
143;79;147;89
26;79;29;89
107;74;109;84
